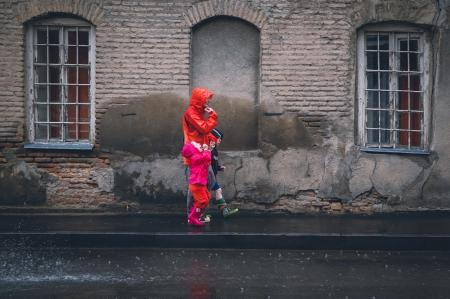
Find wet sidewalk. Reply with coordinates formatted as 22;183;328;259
1;211;450;250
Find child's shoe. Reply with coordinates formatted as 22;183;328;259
222;206;239;218
200;214;212;223
188;207;205;226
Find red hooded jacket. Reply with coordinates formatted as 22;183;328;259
182;87;218;147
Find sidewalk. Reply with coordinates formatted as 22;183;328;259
1;211;450;250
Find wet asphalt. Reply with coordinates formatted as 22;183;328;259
1;247;450;299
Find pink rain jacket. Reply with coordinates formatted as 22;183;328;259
181;143;211;185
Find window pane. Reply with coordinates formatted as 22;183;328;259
367;72;378;89
78;86;89;103
49;85;61;103
380;111;390;129
379;52;389;70
36;104;48;122
410;75;420;91
367;129;379;144
68;30;77;45
399;40;408;51
411;112;422;130
367;110;379;128
68;85;77;102
411;92;422;110
380;129;390;144
380;91;389;108
78;67;89;84
380;72;389;90
49;29;59;44
78;124;90;140
36;46;47;63
379;35;389;50
37;29;47;44
49;66;60;83
65;123;77;140
79;30;89;45
398;75;409;91
35;66;47;83
66;105;77;122
366;35;377;50
67;67;77;84
50;124;61;139
400;52;408;71
367;52;378;70
398;92;409;110
79;46;89;64
49;46;60;63
49;105;61;122
68;46;77;64
411;132;422;147
78;105;90;122
397;112;409;130
35;124;48;140
409;53;419;71
397;130;409;146
367;91;378;108
409;39;418;52
35;85;47;102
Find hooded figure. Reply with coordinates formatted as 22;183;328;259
182;87;218;149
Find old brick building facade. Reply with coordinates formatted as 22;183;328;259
1;0;450;213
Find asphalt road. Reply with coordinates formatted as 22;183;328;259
1;248;449;299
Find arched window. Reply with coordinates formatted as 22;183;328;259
357;23;431;154
25;16;95;149
191;16;260;150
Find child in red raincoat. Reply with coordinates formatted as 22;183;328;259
181;141;211;226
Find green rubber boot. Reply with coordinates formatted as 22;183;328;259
216;198;239;218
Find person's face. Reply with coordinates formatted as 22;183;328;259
216;138;221;145
209;141;216;149
204;95;213;108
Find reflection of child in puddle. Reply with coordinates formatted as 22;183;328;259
182;141;211;227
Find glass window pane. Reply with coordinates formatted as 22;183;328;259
49;85;61;103
398;92;409;110
49;104;61;122
49;29;59;44
380;72;389;90
50;124;61;139
409;53;419;71
379;35;389;50
379;52;389;70
78;105;90;122
49;46;60;63
400;52;408;71
367;91;378;108
35;85;47;102
78;30;89;45
380;111;390;129
36;46;47;63
411;132;422;147
78;124;90;140
380;129;390;144
366;35;377;50
67;105;77;122
68;46;77;64
367;52;378;70
37;29;47;44
410;92;422;110
380;91;390;108
49;66;60;83
367;72;379;89
411;112;422;131
35;66;47;83
65;123;77;140
409;39;418;52
79;46;89;64
397;112;409;130
68;85;77;102
36;104;48;122
35;124;48;140
68;30;77;45
399;40;408;51
367;129;379;144
398;75;409;91
67;67;77;84
78;86;89;102
367;110;380;128
78;67;89;84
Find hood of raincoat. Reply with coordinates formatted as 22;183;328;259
189;87;214;110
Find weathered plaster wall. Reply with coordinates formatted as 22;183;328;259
1;0;450;213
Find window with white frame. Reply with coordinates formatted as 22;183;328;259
25;17;95;149
357;24;431;153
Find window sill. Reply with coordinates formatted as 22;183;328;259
24;143;94;151
361;147;430;155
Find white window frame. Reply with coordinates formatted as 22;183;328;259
25;17;96;150
357;23;431;154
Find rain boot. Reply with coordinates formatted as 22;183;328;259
216;198;239;218
188;206;205;227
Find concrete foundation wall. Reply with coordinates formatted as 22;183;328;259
1;0;450;213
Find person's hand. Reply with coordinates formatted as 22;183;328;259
202;144;210;151
204;106;214;113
